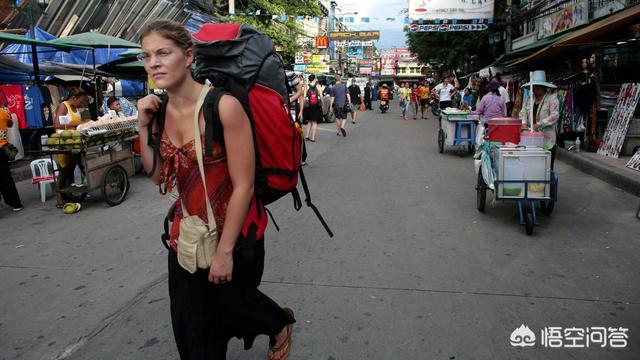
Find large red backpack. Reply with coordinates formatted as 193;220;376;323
192;23;333;237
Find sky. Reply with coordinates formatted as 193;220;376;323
331;0;408;49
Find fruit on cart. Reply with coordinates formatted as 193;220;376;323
64;138;76;149
528;183;545;193
72;131;83;139
50;132;61;138
61;130;73;139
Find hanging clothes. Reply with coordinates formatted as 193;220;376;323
22;85;45;129
0;85;27;129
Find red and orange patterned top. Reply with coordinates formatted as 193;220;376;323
159;132;267;252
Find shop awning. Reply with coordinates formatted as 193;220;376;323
510;4;640;67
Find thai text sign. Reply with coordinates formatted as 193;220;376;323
539;0;587;38
408;0;495;21
305;64;330;73
328;31;380;41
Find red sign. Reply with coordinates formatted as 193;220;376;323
316;36;329;49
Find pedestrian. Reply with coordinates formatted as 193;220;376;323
364;82;372;110
300;74;324;142
286;70;304;122
434;74;457;111
475;82;506;122
410;83;421;120
0;106;23;212
330;74;350;137
136;20;295;360
348;78;362;124
462;88;476;111
106;97;124;116
519;70;560;169
492;74;511;114
398;82;411;120
419;81;430;119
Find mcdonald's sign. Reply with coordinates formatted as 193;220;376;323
315;36;329;49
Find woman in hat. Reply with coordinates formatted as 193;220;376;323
519;70;560;169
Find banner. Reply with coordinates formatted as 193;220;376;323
295;52;304;64
539;0;587;38
347;47;364;59
328;31;380;41
335;40;374;48
315;36;329;49
305;64;330;73
311;54;329;64
359;65;373;75
409;23;489;32
380;53;396;76
408;0;494;21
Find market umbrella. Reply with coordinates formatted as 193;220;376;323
98;58;146;80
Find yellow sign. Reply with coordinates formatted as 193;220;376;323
328;31;380;41
305;64;330;73
311;55;329;64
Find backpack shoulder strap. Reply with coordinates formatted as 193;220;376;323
203;88;227;156
146;93;168;178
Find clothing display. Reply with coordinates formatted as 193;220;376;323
22;86;45;129
0;85;27;129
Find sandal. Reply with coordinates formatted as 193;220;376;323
268;308;294;360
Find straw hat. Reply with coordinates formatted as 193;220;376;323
522;70;557;89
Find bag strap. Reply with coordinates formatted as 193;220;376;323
181;85;216;229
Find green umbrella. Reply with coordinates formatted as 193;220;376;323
49;32;140;49
118;48;142;58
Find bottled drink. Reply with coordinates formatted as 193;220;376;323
575;137;581;152
73;165;83;186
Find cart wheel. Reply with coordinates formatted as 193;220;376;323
476;169;486;212
438;129;444;153
524;211;534;235
102;165;129;206
62;191;88;203
540;201;555;216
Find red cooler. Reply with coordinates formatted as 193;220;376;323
487;117;521;144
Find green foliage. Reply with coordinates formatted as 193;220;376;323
217;0;323;62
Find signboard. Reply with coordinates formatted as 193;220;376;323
380;53;396;76
358;59;375;65
293;64;307;72
335;40;374;47
305;64;330;73
359;65;373;75
315;36;329;49
328;31;380;41
311;54;329;64
408;0;495;21
303;52;313;64
347;47;364;59
409;23;489;32
539;0;587;38
295;52;304;64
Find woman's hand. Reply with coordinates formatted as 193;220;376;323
136;94;162;127
208;251;233;284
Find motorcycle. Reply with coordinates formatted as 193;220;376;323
379;99;389;113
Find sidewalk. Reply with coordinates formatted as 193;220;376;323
557;148;640;197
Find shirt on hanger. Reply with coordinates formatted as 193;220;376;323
0;85;27;129
23;86;45;129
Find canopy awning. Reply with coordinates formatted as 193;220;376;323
510;4;640;67
0;31;90;50
49;32;140;49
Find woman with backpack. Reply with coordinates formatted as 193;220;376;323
136;20;295;360
300;74;324;142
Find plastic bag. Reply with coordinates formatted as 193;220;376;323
7;114;24;161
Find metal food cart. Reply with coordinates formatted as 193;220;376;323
476;143;559;235
438;109;478;155
38;118;137;206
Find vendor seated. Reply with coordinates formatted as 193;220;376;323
106;97;124;116
54;87;89;208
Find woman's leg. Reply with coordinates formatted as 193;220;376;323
0;150;22;208
310;121;318;141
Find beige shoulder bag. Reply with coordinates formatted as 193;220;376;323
177;85;219;274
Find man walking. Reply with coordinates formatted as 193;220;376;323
330;75;351;137
348;78;362;124
364;82;372;110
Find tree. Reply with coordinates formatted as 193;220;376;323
405;0;509;74
216;0;324;63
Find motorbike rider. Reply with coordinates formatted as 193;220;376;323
378;84;390;112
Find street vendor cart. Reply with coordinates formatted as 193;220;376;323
474;119;559;235
36;116;137;206
438;109;478;155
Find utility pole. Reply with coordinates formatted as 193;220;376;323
505;0;513;55
228;0;235;15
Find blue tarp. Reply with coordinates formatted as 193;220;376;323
1;27;125;66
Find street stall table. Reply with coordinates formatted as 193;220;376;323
33;116;137;206
438;109;479;155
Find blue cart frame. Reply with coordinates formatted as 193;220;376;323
438;112;478;156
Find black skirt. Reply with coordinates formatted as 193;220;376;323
303;106;323;123
168;239;295;359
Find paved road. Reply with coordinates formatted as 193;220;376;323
1;100;639;360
